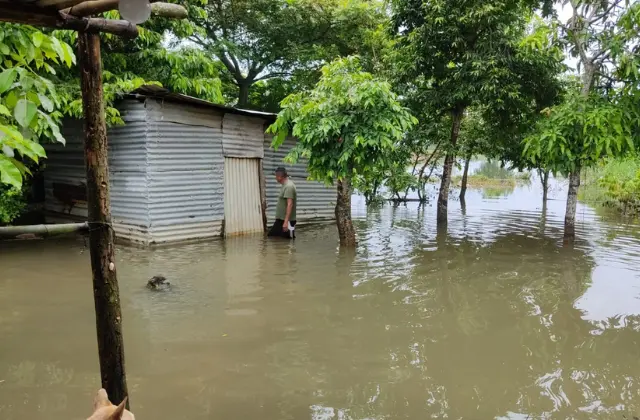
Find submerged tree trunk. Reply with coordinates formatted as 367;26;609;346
540;169;550;203
437;110;463;226
459;155;471;200
336;178;357;247
78;32;129;407
564;168;581;241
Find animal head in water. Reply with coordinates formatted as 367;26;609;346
147;275;169;290
86;389;135;420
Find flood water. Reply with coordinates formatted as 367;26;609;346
2;168;640;419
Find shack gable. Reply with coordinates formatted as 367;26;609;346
222;113;265;158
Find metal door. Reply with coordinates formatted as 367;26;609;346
223;157;264;236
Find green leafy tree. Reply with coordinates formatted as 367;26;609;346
524;89;640;236
268;56;417;246
524;0;640;240
190;0;387;108
391;0;556;228
51;3;223;125
0;24;73;190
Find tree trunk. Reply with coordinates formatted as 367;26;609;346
540;169;549;203
437;110;463;226
564;168;581;241
335;178;356;247
237;82;250;108
459;155;471;200
78;32;129;408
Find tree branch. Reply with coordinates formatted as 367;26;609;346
567;0;591;66
254;71;294;82
588;0;623;25
228;53;242;77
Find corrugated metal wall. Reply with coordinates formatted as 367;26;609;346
263;134;336;224
144;99;225;243
108;100;151;242
223;158;264;236
45;99;226;244
43;119;87;221
44;100;151;243
221;113;264;158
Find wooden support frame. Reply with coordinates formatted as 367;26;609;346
78;31;129;407
0;4;138;37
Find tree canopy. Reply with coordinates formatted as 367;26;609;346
268;56;416;245
190;0;388;107
268;56;416;185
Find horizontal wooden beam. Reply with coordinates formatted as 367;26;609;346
65;0;187;19
61;12;139;37
0;4;139;37
150;2;187;19
0;222;89;240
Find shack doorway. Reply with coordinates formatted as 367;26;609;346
223;157;264;236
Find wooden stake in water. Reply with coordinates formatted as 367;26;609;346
78;31;130;408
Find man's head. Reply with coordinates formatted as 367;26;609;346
275;167;288;184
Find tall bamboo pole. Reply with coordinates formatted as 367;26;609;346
78;31;129;407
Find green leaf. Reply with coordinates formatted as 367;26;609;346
14;99;37;128
31;31;44;48
2;144;14;158
61;42;76;67
49;37;65;62
0;68;16;94
37;94;54;112
0;154;22;189
0;123;24;142
0;104;10;116
4;90;18;108
9;157;31;177
28;141;46;158
40;111;65;145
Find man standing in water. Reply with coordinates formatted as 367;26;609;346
268;167;297;239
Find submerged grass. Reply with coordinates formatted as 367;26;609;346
580;158;640;216
452;160;531;188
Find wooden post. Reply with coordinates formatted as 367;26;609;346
258;159;268;231
78;31;129;407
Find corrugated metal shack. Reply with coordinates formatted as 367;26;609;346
43;86;335;245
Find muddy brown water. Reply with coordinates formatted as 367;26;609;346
2;173;640;419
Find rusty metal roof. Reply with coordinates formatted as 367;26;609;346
127;85;277;120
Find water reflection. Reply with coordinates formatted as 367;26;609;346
1;171;640;419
